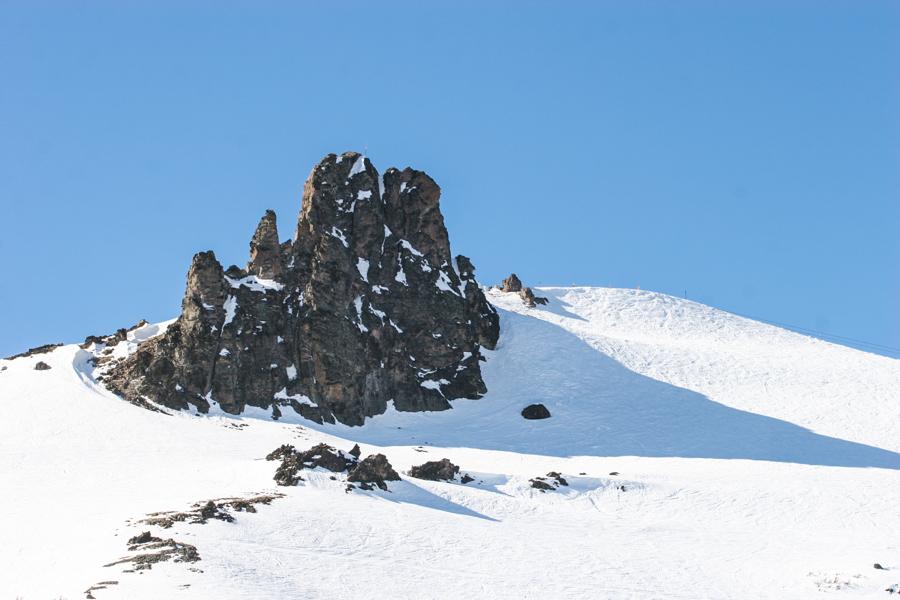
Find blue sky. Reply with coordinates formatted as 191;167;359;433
1;1;898;357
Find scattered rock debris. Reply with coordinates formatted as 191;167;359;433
84;580;118;599
104;532;199;572
138;494;283;529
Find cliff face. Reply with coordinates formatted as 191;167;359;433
105;152;499;426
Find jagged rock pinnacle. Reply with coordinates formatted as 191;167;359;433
105;152;500;426
248;210;282;279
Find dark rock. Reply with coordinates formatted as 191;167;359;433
501;273;523;293
874;563;885;570
5;343;62;360
272;443;358;486
409;458;460;481
609;471;620;476
520;287;549;308
128;531;158;545
546;471;569;486
105;152;499;426
529;472;568;491
349;443;362;459
521;403;551;419
347;453;400;490
34;361;51;371
265;444;295;461
460;474;474;484
530;478;555;491
499;274;547;307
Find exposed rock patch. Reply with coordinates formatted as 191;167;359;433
104;533;200;572
409;458;460;481
521;403;551;419
33;361;52;371
272;443;359;486
138;494;282;529
80;320;148;350
4;343;62;360
106;152;499;426
347;454;400;491
530;472;569;492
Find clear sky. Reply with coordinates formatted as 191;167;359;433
1;1;898;358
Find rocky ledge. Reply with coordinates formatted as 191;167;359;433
105;152;499;425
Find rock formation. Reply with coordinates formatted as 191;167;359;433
105;152;500;426
499;273;548;308
408;458;460;481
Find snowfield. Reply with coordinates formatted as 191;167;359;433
1;287;898;599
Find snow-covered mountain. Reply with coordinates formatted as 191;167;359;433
2;287;898;599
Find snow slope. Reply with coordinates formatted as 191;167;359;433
1;288;898;599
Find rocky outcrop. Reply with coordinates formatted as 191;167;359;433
34;361;52;371
105;152;499;426
529;472;568;491
408;458;460;481
501;273;522;293
347;454;400;490
499;273;548;308
271;443;359;486
5;343;62;361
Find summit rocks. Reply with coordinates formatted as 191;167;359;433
106;152;500;426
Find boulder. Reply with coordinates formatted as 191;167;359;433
409;458;460;481
34;361;51;371
521;403;551;420
347;454;400;490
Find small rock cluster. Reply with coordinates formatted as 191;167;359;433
81;319;149;350
268;443;400;491
500;273;548;308
529;472;569;492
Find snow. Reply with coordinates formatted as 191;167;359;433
273;387;318;408
435;269;460;295
357;190;372;200
225;275;284;293
222;295;238;326
348;155;366;179
395;263;407;286
2;287;899;599
356;257;369;282
285;364;297;381
329;226;349;248
399;239;424;257
420;378;450;391
353;295;368;333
